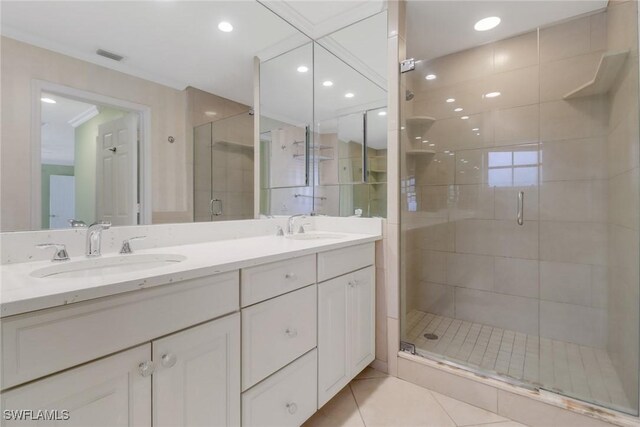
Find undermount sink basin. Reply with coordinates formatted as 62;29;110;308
31;254;187;279
285;232;346;241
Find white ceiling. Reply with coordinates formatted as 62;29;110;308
41;93;96;166
407;0;608;61
1;1;308;107
262;0;386;40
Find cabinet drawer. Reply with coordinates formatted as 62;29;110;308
317;243;375;282
242;349;317;427
242;285;317;390
1;271;239;390
241;254;316;307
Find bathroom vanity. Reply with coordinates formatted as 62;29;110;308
0;218;381;426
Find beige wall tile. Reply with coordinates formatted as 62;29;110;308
607;109;640;177
540;221;607;265
493;31;538;73
450;184;495;220
494;257;539;298
455;219;538;259
540;15;591;63
418;250;447;284
455;288;539;335
446;252;494;291
541;137;607;181
540;301;606;347
539;180;607;222
415;281;455;316
416;152;455;186
493;104;539;146
540;98;608;142
608;168;640;230
540;261;592;306
485;66;539;110
607;0;639;53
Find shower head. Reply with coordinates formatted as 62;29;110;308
405;90;414;101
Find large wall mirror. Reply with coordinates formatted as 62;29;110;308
0;0;309;231
259;10;388;217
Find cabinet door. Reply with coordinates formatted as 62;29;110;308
349;266;375;375
153;313;240;427
317;275;350;408
1;345;151;427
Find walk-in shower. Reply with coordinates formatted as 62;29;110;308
400;0;640;416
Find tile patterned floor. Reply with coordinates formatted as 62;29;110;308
403;310;631;413
303;367;527;427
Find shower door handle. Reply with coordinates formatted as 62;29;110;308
517;191;524;226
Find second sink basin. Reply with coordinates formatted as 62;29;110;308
31;254;187;279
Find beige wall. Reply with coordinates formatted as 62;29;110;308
605;0;640;408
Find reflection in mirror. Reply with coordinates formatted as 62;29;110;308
194;112;254;222
313;43;387;217
1;0;308;231
259;43;314;215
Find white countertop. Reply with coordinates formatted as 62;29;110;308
0;232;380;317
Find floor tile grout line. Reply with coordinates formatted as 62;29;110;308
427;389;459;426
348;382;368;427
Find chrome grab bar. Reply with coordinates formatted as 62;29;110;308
517;191;524;226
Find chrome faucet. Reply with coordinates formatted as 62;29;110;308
287;214;307;235
86;221;111;257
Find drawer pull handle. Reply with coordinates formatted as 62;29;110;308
285;272;297;279
285;328;298;338
161;353;177;368
138;361;155;377
286;402;298;414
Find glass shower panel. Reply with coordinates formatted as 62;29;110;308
193;113;254;222
400;0;639;416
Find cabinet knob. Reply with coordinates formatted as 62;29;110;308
348;280;358;287
285;402;298;414
285;272;296;279
161;353;177;368
284;328;298;338
138;361;155;377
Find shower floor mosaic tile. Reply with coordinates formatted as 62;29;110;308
403;310;632;413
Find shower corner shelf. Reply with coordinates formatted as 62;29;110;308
405;116;436;141
563;50;629;99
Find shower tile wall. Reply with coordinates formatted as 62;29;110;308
404;5;637;357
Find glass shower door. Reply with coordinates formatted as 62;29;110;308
193;112;254;222
399;0;640;415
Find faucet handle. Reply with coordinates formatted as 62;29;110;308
298;223;311;234
37;243;70;262
120;236;146;254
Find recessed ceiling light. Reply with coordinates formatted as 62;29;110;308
344;92;355;98
444;150;450;153
472;128;479;131
425;74;437;80
41;97;56;104
218;21;233;32
297;65;309;73
474;16;501;31
322;80;333;87
484;91;501;98
454;107;463;112
205;111;217;117
429;143;435;147
378;111;387;116
461;116;469;120
415;136;421;140
446;98;455;103
476;133;481;135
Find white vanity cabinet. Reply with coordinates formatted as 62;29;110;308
153;313;240;427
1;344;152;427
318;246;375;407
